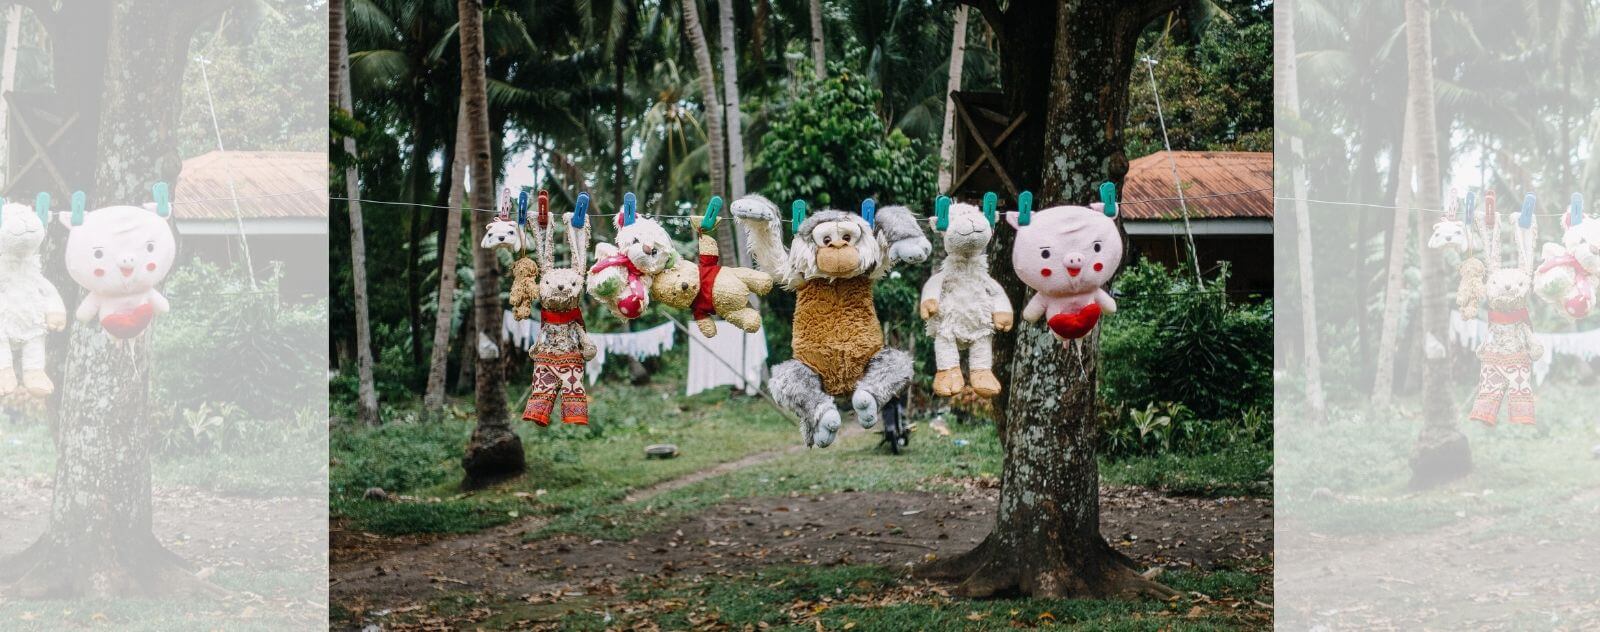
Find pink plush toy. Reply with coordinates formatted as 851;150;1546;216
1005;184;1123;343
60;186;177;339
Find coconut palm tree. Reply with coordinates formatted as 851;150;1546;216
333;0;381;426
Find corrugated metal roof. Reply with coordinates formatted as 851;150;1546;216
1120;151;1272;221
175;151;327;220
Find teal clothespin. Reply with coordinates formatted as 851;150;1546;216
70;191;86;225
1099;182;1117;218
1571;193;1584;227
153;182;170;218
39;192;58;226
701;196;724;233
0;196;5;228
791;199;807;232
573;192;590;228
1017;191;1033;226
934;196;951;231
981;192;997;226
1519;193;1535;229
622;192;637;226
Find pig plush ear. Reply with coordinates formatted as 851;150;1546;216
1004;211;1022;229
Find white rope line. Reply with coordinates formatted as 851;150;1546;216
1276;195;1578;217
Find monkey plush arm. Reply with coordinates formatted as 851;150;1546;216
730;195;793;283
874;205;932;268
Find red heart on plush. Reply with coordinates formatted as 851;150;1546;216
618;294;645;319
1047;303;1102;340
99;302;156;339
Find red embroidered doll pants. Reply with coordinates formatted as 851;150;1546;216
523;352;589;426
1469;352;1535;426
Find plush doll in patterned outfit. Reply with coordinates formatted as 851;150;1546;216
1470;193;1543;427
920;200;1012;397
522;211;597;426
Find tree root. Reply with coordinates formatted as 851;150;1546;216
915;533;996;581
0;534;225;600
923;535;1177;601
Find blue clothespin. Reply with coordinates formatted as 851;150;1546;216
573;192;590;228
1464;191;1477;225
153;182;170;218
981;192;997;226
934;196;951;231
701;196;724;233
1571;193;1584;227
1099;182;1118;218
1519;193;1535;229
860;198;876;227
622;192;637;226
517;189;530;227
791;200;807;233
1017;191;1033;226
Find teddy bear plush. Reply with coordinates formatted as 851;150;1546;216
509;256;540;320
1470;202;1543;427
0;199;67;401
1533;195;1598;320
1005;184;1123;343
522;213;598;426
731;195;931;448
1427;193;1488;319
589;213;677;320
920;202;1012;398
650;231;773;338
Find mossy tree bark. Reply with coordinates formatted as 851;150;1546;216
923;0;1179;599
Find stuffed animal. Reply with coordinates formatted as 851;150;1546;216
522;211;597;427
1005;184;1123;343
920;199;1012;398
509;256;540;320
481;217;530;252
1470;194;1543;427
732;195;931;448
0;198;67;400
1427;191;1488;319
61;187;177;339
589;204;678;320
1533;194;1598;320
651;229;773;338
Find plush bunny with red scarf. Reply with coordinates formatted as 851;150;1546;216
1470;193;1543;427
522;211;597;426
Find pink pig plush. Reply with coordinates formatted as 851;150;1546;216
60;188;177;339
1005;184;1123;343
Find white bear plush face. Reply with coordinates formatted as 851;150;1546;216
1563;218;1600;272
61;205;176;299
613;215;677;274
481;219;526;251
0;202;48;258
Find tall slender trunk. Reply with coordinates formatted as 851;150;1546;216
1406;0;1469;487
614;41;626;210
808;0;825;79
406;101;429;367
1371;100;1415;412
333;0;380;426
717;0;749;266
425;97;469;410
680;0;736;256
1277;0;1325;424
458;0;523;486
0;5;19;186
936;5;968;194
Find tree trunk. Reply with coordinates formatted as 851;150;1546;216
1276;0;1326;424
333;0;381;426
718;0;749;267
425;96;470;410
406;99;431;368
923;0;1178;600
1371;100;1414;412
1405;0;1469;488
808;0;825;79
1;0;219;599
936;5;968;195
0;5;19;186
458;0;523;487
680;0;736;257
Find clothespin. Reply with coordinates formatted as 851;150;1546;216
860;198;876;227
1485;190;1496;228
934;196;951;231
1099;182;1117;218
700;196;724;233
537;189;550;227
153;182;171;218
791;199;807;233
1464;191;1477;225
1017;191;1033;226
622;192;637;226
517;188;530;227
1519;193;1535;229
71;191;86;225
0;196;4;228
573;192;590;228
1445;187;1460;220
981;192;997;226
38;192;56;226
498;187;512;221
1571;193;1584;227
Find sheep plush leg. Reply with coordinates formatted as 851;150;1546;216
853;348;912;430
931;336;964;397
0;341;16;397
20;335;52;397
967;336;1000;397
770;359;841;448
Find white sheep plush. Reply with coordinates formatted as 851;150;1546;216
919;201;1012;397
1;198;67;400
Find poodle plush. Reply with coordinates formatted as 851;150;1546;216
0;199;67;400
650;230;773;338
60;191;177;339
1005;184;1123;343
1470;198;1543;427
919;201;1012;398
1533;194;1598;320
589;213;677;320
522;212;597;427
1427;193;1488;319
732;195;931;448
509;256;540;320
480;217;530;252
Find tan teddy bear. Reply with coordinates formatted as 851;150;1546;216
651;232;774;338
509;256;540;320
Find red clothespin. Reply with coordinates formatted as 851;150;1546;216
537;189;550;227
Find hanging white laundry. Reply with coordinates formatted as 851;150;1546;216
584;322;677;384
686;319;767;396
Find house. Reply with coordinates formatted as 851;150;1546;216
1119;151;1273;298
175;150;327;300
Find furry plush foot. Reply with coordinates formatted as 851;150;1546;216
21;370;53;398
696;318;719;338
968;369;1001;397
812;405;843;448
852;390;879;429
0;368;15;397
932;367;965;397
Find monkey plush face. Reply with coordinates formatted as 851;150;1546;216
791;210;881;280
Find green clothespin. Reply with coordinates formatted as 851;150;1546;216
1099;182;1117;218
934;196;951;231
38;192;58;226
1017;191;1033;226
791;199;807;231
70;191;85;225
701;196;724;233
153;182;170;218
981;192;997;226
